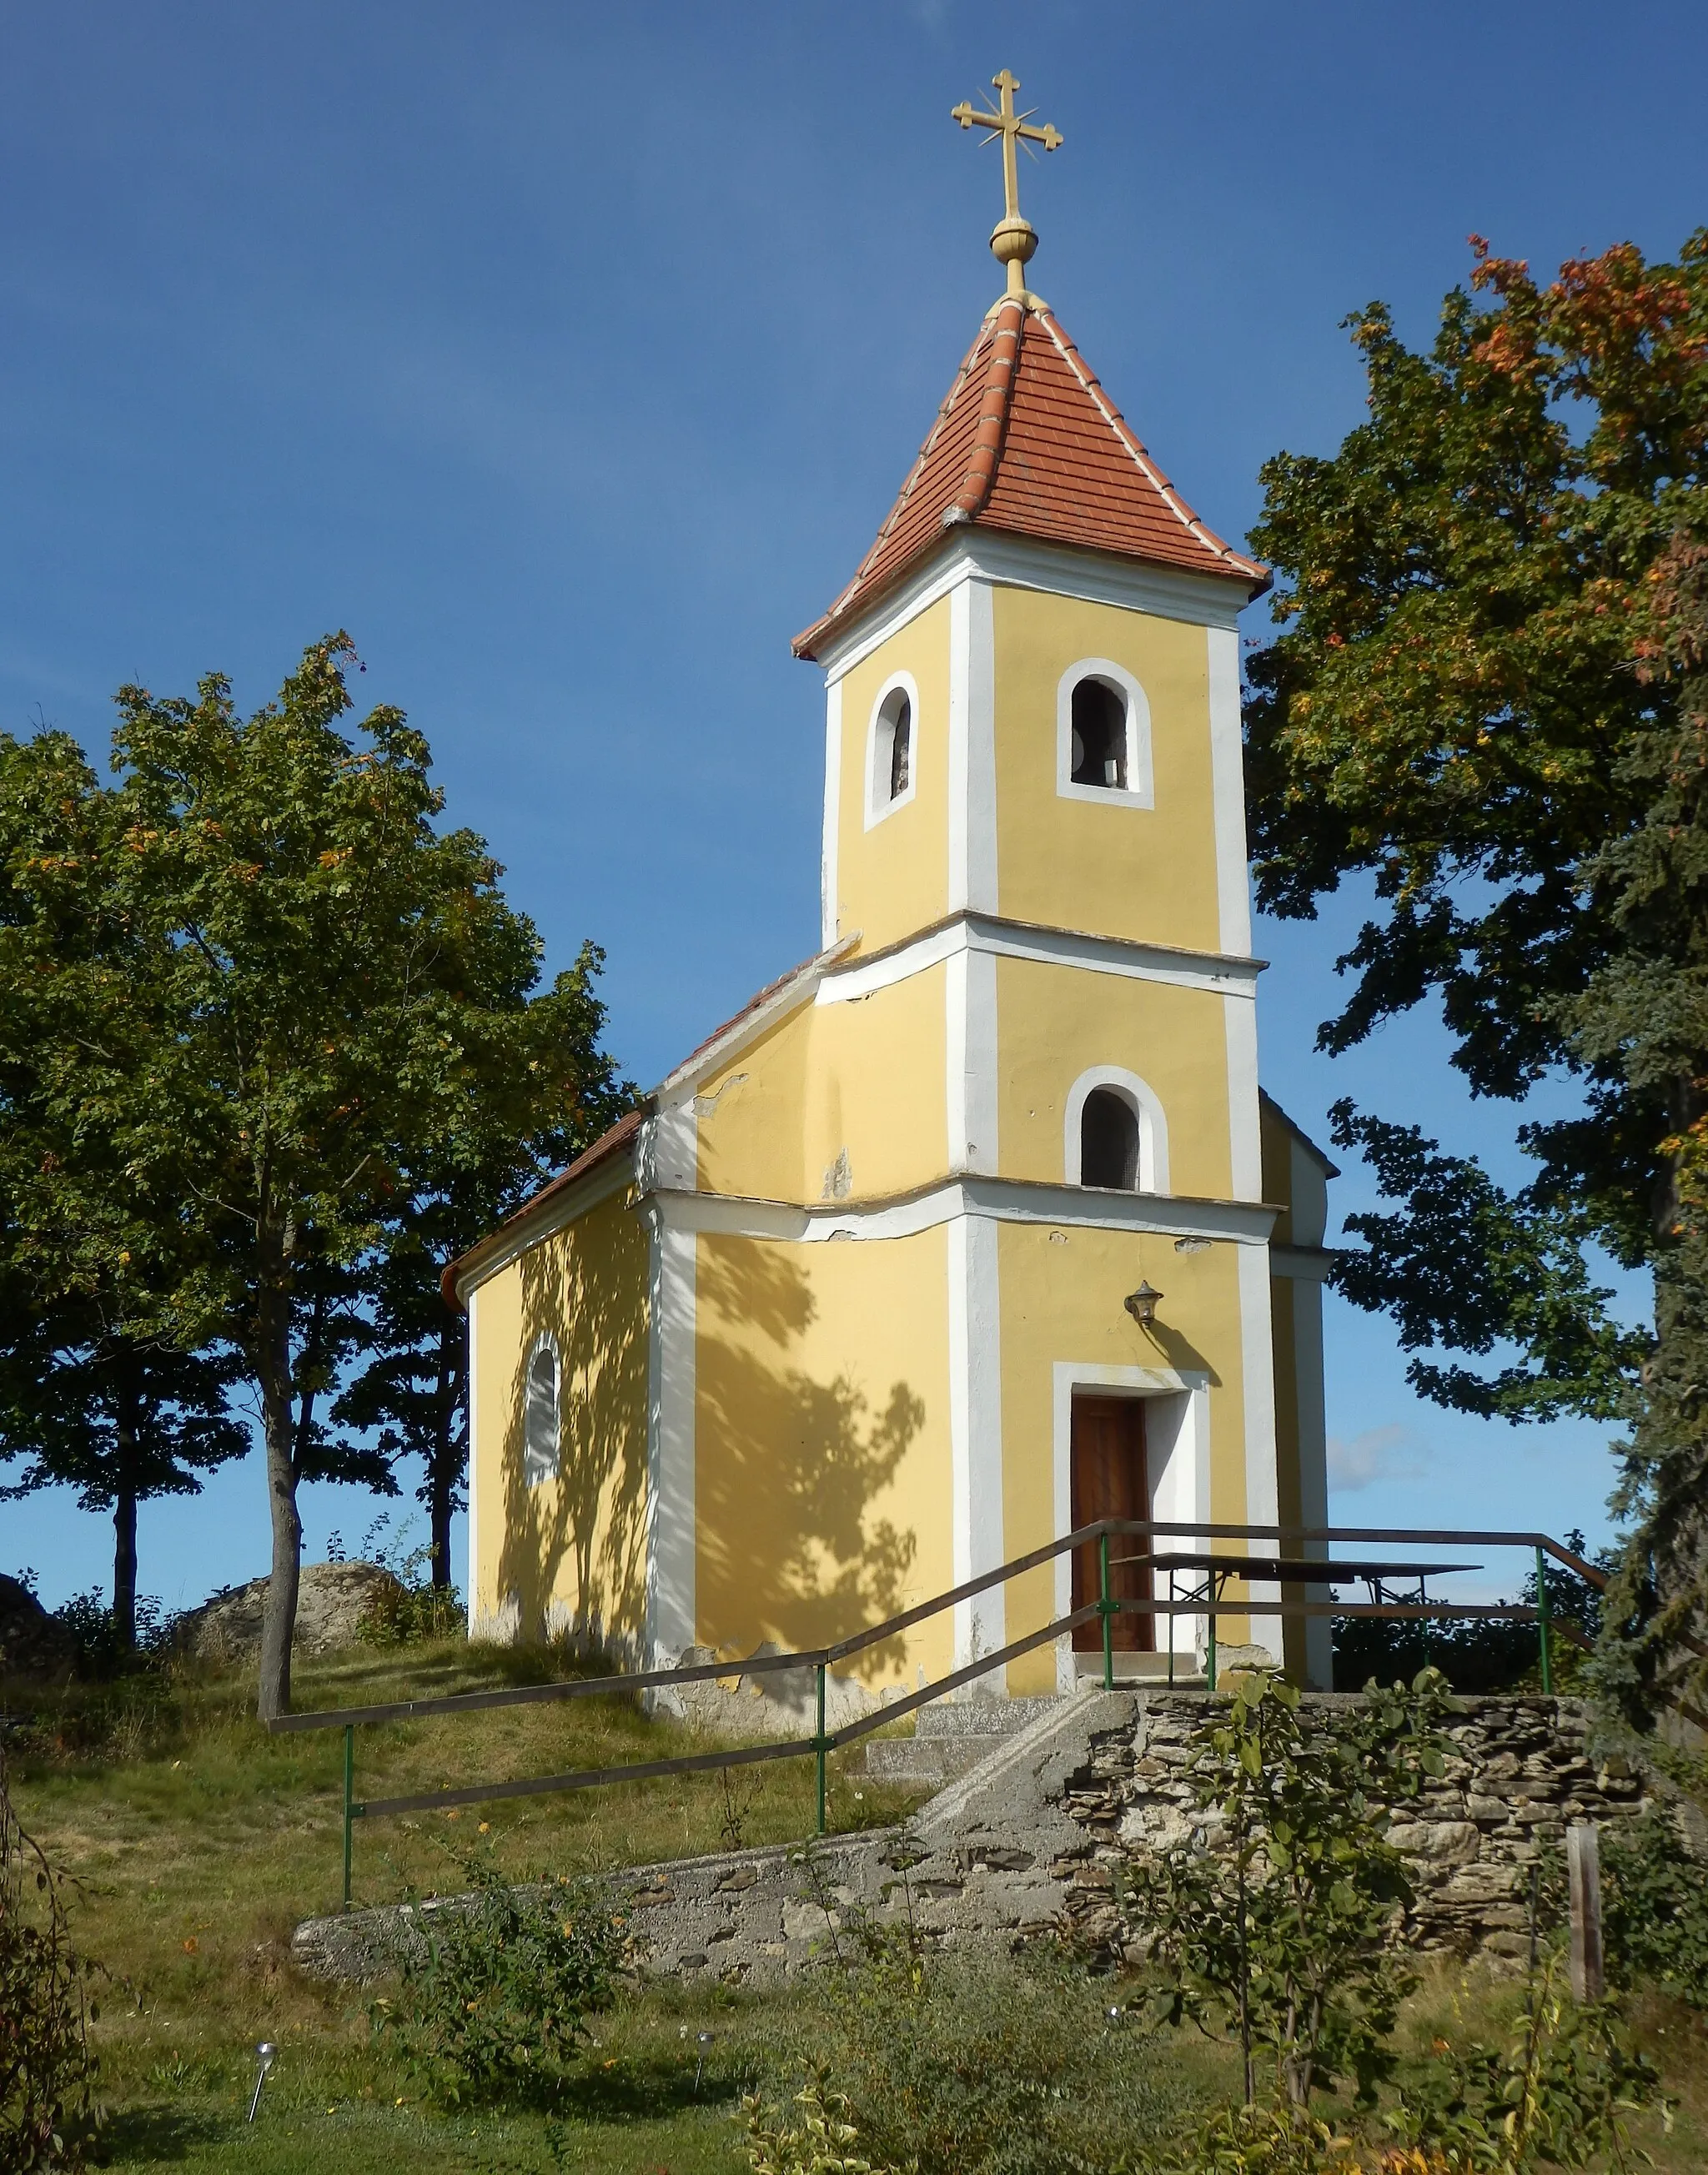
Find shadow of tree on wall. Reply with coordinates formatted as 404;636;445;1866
493;1203;649;1650
696;1238;923;1671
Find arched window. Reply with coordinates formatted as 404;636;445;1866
866;674;919;826
1071;677;1127;790
523;1335;560;1486
1080;1088;1139;1189
1056;661;1153;807
1064;1067;1171;1193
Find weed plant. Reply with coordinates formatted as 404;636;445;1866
1;1749;103;2168
371;1844;627;2109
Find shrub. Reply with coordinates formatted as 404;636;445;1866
0;1751;102;2168
1118;1670;1454;2108
370;1847;625;2110
784;1907;1181;2175
1384;1954;1661;2172
357;1578;465;1647
1600;1806;1708;2007
737;2082;902;2175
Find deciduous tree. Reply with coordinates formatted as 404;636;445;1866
1243;232;1708;1714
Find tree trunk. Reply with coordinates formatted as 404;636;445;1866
113;1347;141;1651
256;1253;301;1722
113;1485;138;1652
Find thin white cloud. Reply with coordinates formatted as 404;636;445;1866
1327;1423;1425;1493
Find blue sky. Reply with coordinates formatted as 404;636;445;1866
3;2;1703;1613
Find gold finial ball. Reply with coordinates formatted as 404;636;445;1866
990;214;1037;269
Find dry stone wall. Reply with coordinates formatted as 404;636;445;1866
1057;1692;1649;1964
292;1687;1666;1988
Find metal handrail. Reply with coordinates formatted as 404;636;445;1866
269;1517;1600;1911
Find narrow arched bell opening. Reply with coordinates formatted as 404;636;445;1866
1080;1087;1140;1190
1069;676;1128;791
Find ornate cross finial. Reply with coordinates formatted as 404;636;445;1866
952;69;1063;299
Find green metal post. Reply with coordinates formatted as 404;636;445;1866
342;1725;355;1911
1206;1607;1217;1694
1099;1530;1114;1690
815;1662;827;1836
1535;1545;1554;1696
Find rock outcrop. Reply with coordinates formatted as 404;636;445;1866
176;1561;403;1662
0;1574;76;1680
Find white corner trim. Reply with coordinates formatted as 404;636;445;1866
1237;1237;1283;1662
1206;625;1253;958
966;577;997;912
1056;657;1155;810
863;669;919;831
948;1213;1005;1671
947;580;970;909
1223;989;1263;1205
1050;1362;1210;1675
640;1103;698;1192
945;942;1000;1175
1063;1064;1172;1194
645;1208;696;1665
821;679;842;947
465;1282;481;1636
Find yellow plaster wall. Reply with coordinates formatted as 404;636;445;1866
694;966;949;1204
991;586;1223;952
995;955;1234;1200
470;1188;651;1648
693;1225;954;1685
831;596;953;954
995;1221;1253;1690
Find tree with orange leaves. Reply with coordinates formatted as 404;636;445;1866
1244;232;1708;1720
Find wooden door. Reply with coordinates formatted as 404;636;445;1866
1070;1396;1152;1650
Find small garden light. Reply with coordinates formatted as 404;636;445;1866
695;2029;715;2095
1123;1281;1162;1328
248;2042;277;2123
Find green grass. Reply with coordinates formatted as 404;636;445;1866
8;1637;1708;2172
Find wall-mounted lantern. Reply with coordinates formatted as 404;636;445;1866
1123;1281;1163;1327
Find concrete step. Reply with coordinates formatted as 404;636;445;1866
917;1695;1066;1739
862;1735;1002;1783
1073;1651;1206;1685
864;1694;1072;1783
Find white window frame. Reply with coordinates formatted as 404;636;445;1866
1063;1065;1170;1193
1056;658;1154;808
864;669;920;829
522;1331;561;1487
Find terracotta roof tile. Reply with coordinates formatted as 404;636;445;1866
795;299;1268;658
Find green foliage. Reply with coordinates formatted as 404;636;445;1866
1242;230;1708;1709
370;1848;626;2112
0;635;626;1717
0;1752;102;2169
1333;1537;1605;1694
779;1866;1180;2175
1121;1672;1454;2109
1600;1806;1708;2007
736;2082;902;2175
1385;1956;1661;2172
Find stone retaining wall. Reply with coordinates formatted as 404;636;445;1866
1056;1693;1650;1964
293;1689;1673;1987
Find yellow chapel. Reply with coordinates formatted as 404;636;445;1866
448;81;1334;1695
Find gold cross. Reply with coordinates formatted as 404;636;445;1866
952;70;1062;296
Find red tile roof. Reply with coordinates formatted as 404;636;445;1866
794;298;1268;659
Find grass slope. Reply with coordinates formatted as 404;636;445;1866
7;1636;1708;2172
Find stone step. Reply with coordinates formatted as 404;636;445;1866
862;1735;1004;1783
916;1695;1066;1739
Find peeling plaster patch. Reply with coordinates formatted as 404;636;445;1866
821;1148;852;1202
693;1072;748;1119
